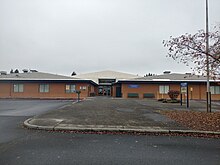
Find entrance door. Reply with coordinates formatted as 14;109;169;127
98;86;111;96
105;86;111;96
116;85;122;97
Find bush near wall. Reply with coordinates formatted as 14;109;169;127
168;90;180;100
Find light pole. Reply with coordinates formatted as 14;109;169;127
205;0;211;112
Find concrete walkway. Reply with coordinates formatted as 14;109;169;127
24;97;220;135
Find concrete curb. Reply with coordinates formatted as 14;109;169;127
24;118;55;130
24;118;220;136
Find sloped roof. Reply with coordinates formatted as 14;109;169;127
74;70;141;84
119;73;220;83
0;72;79;81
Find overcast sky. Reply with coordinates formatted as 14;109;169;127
0;0;219;76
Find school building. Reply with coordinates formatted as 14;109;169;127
0;71;97;99
115;72;220;100
0;70;220;100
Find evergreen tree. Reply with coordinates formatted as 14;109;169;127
71;71;77;76
14;69;19;73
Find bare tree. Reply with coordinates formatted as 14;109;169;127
163;27;220;78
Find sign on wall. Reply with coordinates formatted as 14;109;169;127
128;84;140;88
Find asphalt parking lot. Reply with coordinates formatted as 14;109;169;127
27;97;219;132
33;97;184;129
1;98;220;165
136;98;220;112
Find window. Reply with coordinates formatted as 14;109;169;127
66;84;76;93
80;86;87;90
159;85;169;94
13;84;24;92
39;84;49;93
210;86;220;94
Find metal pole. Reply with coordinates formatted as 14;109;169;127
180;93;183;106
205;0;211;113
186;84;189;108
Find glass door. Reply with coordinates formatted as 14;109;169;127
98;86;111;96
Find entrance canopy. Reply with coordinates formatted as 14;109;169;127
74;70;140;96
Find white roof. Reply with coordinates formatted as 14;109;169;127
74;70;141;84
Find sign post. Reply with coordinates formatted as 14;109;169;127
76;90;81;102
180;83;189;108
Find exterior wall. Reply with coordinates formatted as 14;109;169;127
211;94;220;101
188;84;203;100
185;83;220;100
0;83;12;98
94;86;99;96
1;80;220;101
121;84;159;99
88;84;95;96
121;83;220;101
112;85;116;97
0;82;95;99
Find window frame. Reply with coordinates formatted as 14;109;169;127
159;85;169;94
65;84;76;93
39;84;49;93
80;86;87;90
13;84;24;93
210;86;220;94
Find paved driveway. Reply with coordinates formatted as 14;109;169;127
136;99;220;112
1;99;220;165
0;99;71;143
0;99;71;116
31;97;190;130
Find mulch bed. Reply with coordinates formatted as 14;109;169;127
160;111;220;132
